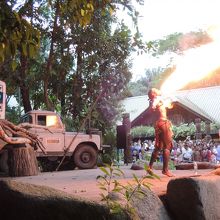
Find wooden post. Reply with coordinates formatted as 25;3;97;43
8;145;39;177
122;113;132;164
195;118;202;140
205;121;211;135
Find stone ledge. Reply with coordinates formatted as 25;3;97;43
0;180;128;220
166;175;220;220
0;178;172;220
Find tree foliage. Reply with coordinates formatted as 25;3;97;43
154;30;212;56
0;0;146;135
134;30;218;91
121;29;215;98
0;1;40;65
127;67;164;96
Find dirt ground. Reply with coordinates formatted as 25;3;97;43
0;164;213;202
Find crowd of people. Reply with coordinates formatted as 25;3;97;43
131;137;220;165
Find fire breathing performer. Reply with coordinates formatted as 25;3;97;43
148;88;175;177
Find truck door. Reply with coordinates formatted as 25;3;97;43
35;114;65;155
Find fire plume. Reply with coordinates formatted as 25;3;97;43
160;26;220;96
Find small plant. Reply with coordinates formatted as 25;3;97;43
168;160;176;170
143;153;151;162
97;163;160;217
96;163;124;214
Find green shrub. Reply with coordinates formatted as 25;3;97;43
131;122;220;140
131;126;154;138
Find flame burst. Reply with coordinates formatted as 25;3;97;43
160;26;220;96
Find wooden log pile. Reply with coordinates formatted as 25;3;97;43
0;119;45;152
0;119;45;176
175;162;220;170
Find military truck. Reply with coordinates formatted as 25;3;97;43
19;110;103;170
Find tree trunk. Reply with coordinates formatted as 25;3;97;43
43;0;60;111
8;145;39;177
20;54;32;113
20;82;32;113
71;46;83;126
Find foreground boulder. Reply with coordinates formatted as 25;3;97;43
108;178;171;220
0;180;129;220
131;188;171;220
0;178;172;220
166;175;220;220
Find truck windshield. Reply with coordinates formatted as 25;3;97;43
46;115;61;128
37;115;61;128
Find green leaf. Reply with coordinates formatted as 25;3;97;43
144;163;148;170
143;182;151;188
99;166;110;176
0;48;4;62
109;7;114;16
11;60;17;71
97;182;105;186
110;206;122;214
29;44;35;57
114;167;124;176
81;9;85;16
137;190;147;196
144;175;154;179
100;193;107;201
151;173;160;180
21;43;27;56
132;174;139;183
96;176;108;184
87;3;94;11
14;12;21;24
112;188;122;192
99;186;107;191
127;182;133;188
125;190;130;199
113;180;119;186
0;55;4;62
96;175;103;180
112;172;122;177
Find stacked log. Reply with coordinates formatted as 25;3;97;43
8;145;39;176
0;119;45;177
175;162;219;170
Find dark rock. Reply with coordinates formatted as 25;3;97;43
131;163;144;170
131;161;163;170
131;188;171;220
166;175;220;220
0;180;129;220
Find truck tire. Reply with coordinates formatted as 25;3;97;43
73;144;97;169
